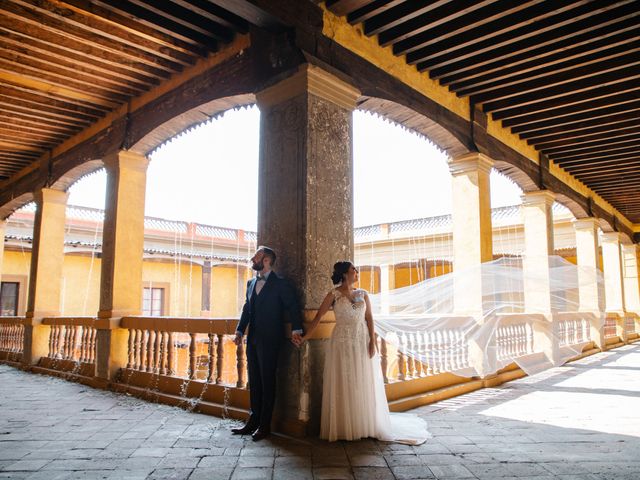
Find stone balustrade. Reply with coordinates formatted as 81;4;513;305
42;318;97;364
0;317;24;359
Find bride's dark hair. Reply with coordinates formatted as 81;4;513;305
331;261;353;285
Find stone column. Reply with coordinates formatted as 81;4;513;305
521;190;558;364
23;188;69;365
380;264;395;314
0;220;5;280
256;64;359;436
601;232;627;343
573;217;605;349
622;244;640;336
448;152;493;376
96;150;149;381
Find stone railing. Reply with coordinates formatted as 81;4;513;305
0;317;24;360
557;318;591;347
42;318;97;364
496;321;533;361
120;317;246;387
604;316;618;338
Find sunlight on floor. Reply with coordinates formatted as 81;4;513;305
479;351;640;437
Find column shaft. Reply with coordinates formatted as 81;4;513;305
256;64;360;436
23;188;69;365
601;232;627;343
96;150;149;381
573;218;605;349
622;244;640;336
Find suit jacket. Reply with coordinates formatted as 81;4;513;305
237;272;303;345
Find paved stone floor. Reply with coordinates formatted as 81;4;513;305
1;343;639;480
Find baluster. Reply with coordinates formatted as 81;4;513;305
414;333;423;377
153;330;162;373
445;330;454;371
167;332;175;375
396;333;406;381
132;329;141;369
79;327;86;362
71;326;80;361
207;334;216;383
60;326;69;359
425;332;433;375
126;329;134;369
139;330;148;371
159;332;168;375
216;334;224;384
379;335;389;384
188;333;197;379
236;338;246;388
90;328;97;363
146;330;156;373
53;325;61;358
47;325;55;358
405;334;415;379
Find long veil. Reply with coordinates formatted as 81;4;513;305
368;255;604;378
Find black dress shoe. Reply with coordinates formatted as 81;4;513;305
251;428;270;441
231;424;257;435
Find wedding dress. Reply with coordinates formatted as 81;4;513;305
320;288;429;444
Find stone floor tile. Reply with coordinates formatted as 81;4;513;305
156;456;200;469
349;454;387;467
390;465;435;479
312;455;350;467
230;467;273;480
148;468;193;480
2;459;50;471
272;466;313;480
312;467;354;480
274;455;312;468
197;456;239;468
352;467;394;480
427;464;475;478
187;467;234;480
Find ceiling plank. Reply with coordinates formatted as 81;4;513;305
347;0;405;24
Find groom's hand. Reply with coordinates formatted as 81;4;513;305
233;332;243;346
291;332;303;347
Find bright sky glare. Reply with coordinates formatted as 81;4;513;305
66;106;523;230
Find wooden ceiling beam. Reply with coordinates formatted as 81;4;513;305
533;126;640;151
346;0;405;24
455;42;640;97
558;150;640;167
488;78;640;117
394;0;544;56
364;1;451;38
95;0;219;49
550;146;640;163
506;98;640;132
0;66;127;107
0;116;78;136
59;0;206;55
511;106;640;141
479;64;640;110
0;101;95;127
547;138;640;157
574;168;640;181
0;52;148;98
169;0;249;32
0;24;168;82
0;83;107;117
565;160;640;176
0;3;184;74
0;126;67;141
407;0;620;71
325;0;373;18
434;17;640;83
590;183;640;192
0;38;157;92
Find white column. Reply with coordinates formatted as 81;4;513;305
601;232;627;343
573;217;605;349
521;190;558;365
448;152;493;377
448;152;493;314
622;243;640;336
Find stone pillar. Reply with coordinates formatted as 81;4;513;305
0;220;5;280
96;150;149;381
23;188;69;365
521;190;558;364
448;152;493;377
380;264;395;314
622;244;640;337
601;232;627;342
573;217;605;349
256;64;359;436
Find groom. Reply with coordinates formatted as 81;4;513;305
232;246;304;441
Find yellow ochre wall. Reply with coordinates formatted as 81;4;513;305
143;260;203;317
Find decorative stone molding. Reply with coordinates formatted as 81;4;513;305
521;190;555;208
448;152;493;176
256;64;360;110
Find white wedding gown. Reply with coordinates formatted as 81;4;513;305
320;288;429;444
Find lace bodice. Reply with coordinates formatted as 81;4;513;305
331;288;367;342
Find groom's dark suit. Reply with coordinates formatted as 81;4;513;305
236;272;303;431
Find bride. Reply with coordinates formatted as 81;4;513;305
302;261;429;444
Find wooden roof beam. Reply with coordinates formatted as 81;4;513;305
534;126;640;151
345;0;405;24
363;1;452;38
520;113;640;141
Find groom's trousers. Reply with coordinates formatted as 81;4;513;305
246;340;281;430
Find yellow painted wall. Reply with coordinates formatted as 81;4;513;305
143;260;203;317
2;250;31;277
357;267;379;294
211;265;245;317
61;254;101;316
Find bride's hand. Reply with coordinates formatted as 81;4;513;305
368;341;376;358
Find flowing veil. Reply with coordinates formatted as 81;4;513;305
367;255;605;378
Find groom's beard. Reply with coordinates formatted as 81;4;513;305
252;260;265;271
